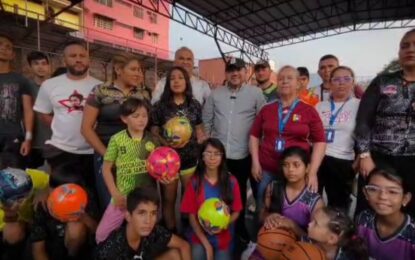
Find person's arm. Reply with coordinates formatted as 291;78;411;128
38;113;53;127
166;234;191;260
21;94;34;156
189;214;214;260
32;241;49;260
102;160;125;209
81;104;106;156
79;212;98;233
249;107;265;182
202;92;214;136
151;79;165;105
355;77;381;177
260;183;273;224
195;124;206;144
33;82;53;127
307;142;326;192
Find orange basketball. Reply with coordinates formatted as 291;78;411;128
279;242;326;260
47;183;88;222
256;227;296;260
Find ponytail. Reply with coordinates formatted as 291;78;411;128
269;179;285;214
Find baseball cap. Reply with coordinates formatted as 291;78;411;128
225;57;246;72
254;60;270;70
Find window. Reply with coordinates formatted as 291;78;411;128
149;12;157;24
94;15;113;30
151;33;159;44
95;0;112;7
133;6;144;18
134;28;145;39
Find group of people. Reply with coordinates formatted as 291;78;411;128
0;27;415;260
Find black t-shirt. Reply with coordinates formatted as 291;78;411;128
0;72;32;136
95;224;172;260
151;98;203;169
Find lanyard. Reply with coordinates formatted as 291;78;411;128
278;99;299;135
329;97;350;127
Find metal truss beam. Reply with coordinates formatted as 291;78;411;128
126;0;268;60
241;0;411;45
263;19;415;50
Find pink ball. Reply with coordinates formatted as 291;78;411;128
146;147;181;180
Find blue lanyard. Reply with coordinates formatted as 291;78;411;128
329;97;350;127
278;99;299;135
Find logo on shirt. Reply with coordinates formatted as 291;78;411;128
382;85;398;96
292;114;301;122
58;90;85;113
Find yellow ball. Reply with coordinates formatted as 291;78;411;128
198;198;231;234
163;116;193;148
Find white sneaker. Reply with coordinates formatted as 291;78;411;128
241;241;257;260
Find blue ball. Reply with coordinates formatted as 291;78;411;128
0;168;33;205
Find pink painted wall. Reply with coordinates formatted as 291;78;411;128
83;0;170;60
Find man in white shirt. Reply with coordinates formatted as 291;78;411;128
151;47;210;105
34;40;101;185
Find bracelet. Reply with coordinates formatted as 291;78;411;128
25;131;33;141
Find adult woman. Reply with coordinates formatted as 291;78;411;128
81;53;151;211
355;28;415;216
250;65;326;209
151;66;205;231
316;66;360;210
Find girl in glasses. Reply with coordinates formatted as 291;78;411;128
357;168;415;260
316;66;360;211
181;138;242;260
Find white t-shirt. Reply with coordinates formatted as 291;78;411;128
151;76;211;105
310;84;331;102
316;97;360;160
34;74;101;154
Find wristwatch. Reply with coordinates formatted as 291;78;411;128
359;152;371;159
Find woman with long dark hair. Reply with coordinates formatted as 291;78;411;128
151;66;206;231
181;138;242;260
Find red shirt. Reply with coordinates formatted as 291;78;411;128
250;101;325;173
180;174;242;250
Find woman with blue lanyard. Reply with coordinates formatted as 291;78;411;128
316;66;360;210
250;65;326;211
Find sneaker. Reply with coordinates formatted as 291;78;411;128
241;241;257;260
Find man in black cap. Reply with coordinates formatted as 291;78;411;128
203;57;266;256
254;60;278;102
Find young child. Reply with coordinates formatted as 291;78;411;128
180;138;242;260
96;186;191;260
151;66;205;231
30;162;98;260
261;147;324;237
0;152;49;260
96;97;162;243
307;207;368;260
357;168;415;260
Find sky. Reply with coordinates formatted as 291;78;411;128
170;21;410;78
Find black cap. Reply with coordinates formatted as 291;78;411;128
254;60;270;70
225;57;246;72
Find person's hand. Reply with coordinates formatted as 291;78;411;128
352;157;360;173
359;156;376;178
307;174;318;193
264;213;281;229
159;175;177;185
113;192;127;210
251;161;262;182
33;188;49;211
203;241;214;260
20;140;31;156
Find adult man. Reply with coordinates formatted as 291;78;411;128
26;51;52;168
311;54;363;101
0;34;34;166
34;40;101;186
151;47;210;105
254;60;278;102
203;57;266;254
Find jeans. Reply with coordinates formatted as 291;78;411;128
192;244;231;260
94;153;111;214
256;170;278;211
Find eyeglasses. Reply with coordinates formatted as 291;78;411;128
364;185;403;197
202;152;223;158
331;76;353;84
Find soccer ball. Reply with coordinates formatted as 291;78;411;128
198;198;231;234
146;147;181;180
0;168;33;206
163;116;193;148
47;183;88;222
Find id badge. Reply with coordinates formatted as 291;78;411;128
325;129;335;143
275;138;286;152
